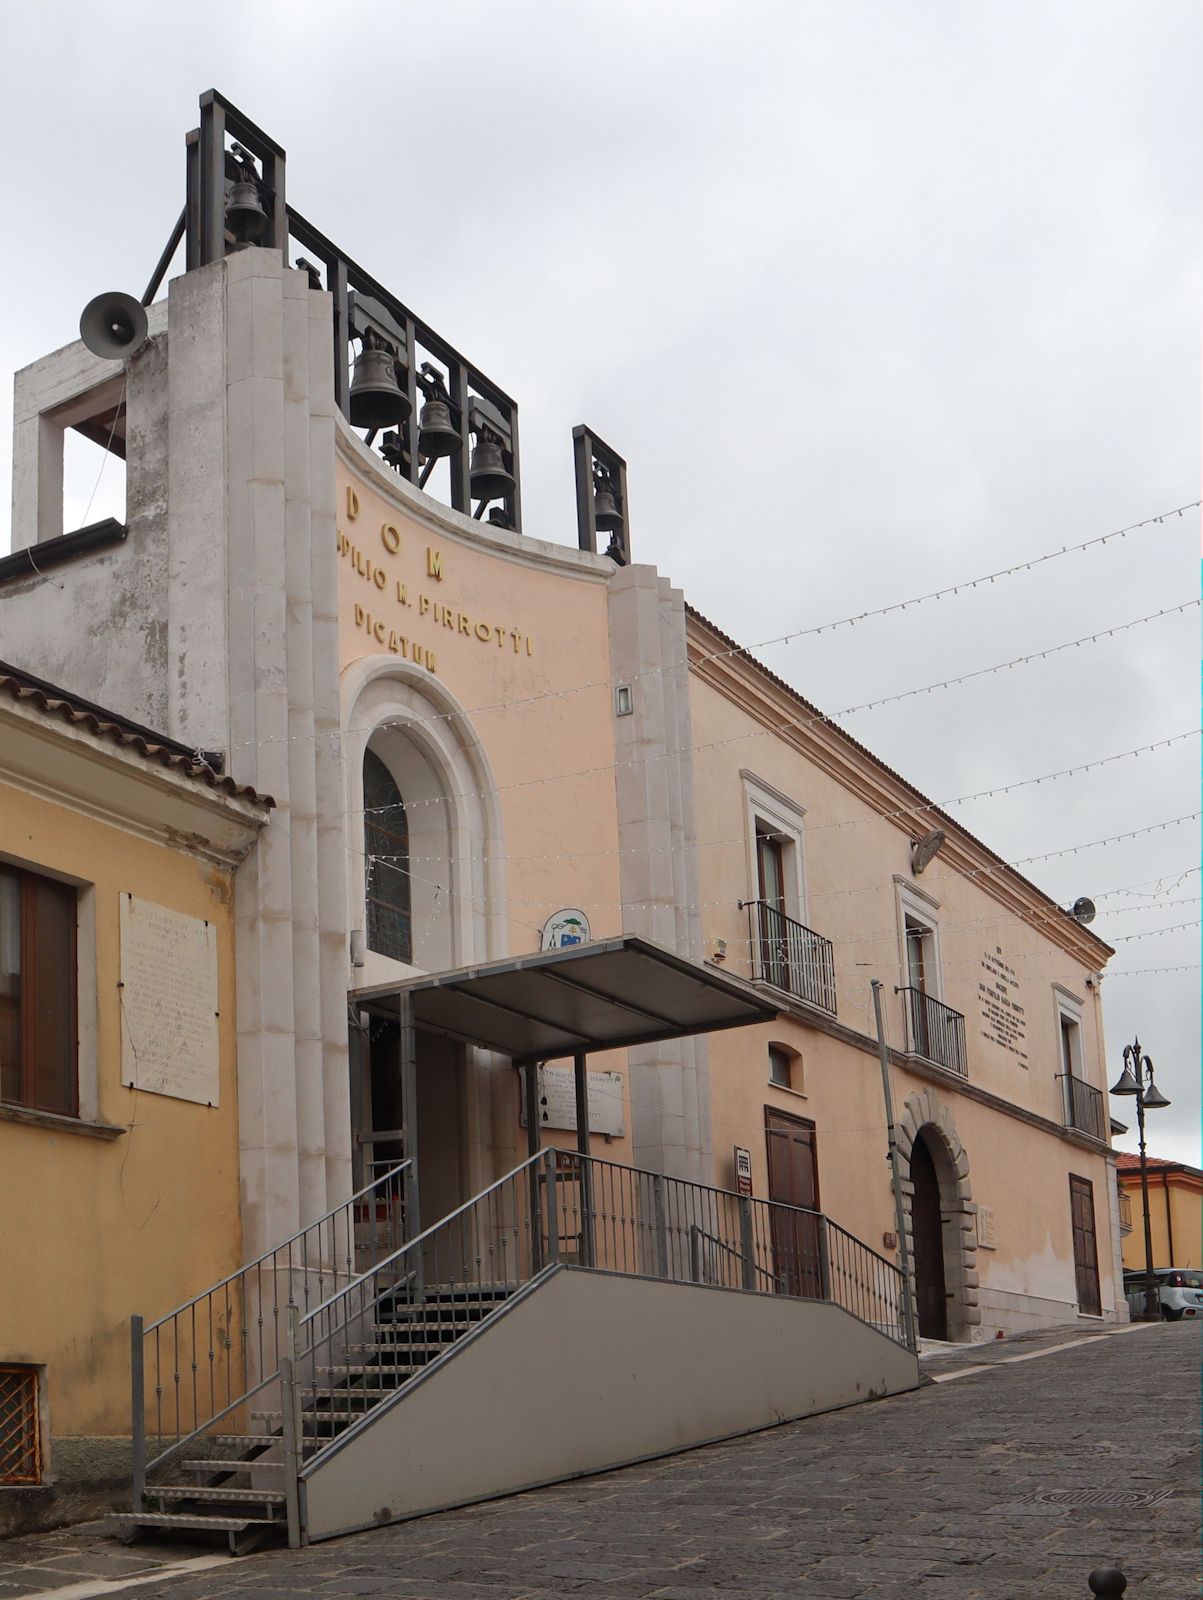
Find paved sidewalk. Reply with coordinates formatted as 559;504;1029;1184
2;1320;1197;1600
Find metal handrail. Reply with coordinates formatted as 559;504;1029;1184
262;1147;911;1542
298;1152;545;1333
131;1158;416;1501
898;986;968;1077
743;898;837;1015
142;1160;414;1335
1057;1073;1107;1141
689;1222;780;1290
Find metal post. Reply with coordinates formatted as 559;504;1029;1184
130;1315;145;1512
522;1062;544;1271
818;1214;832;1301
872;979;918;1351
544;1149;559;1265
281;1305;303;1550
1136;1086;1158;1321
398;991;419;1241
653;1175;670;1279
689;1223;703;1284
738;1196;756;1291
572;1053;595;1266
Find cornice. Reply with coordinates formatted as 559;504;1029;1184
0;705;267;868
687;612;1113;970
336;419;615;585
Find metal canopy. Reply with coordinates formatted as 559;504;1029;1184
349;935;778;1060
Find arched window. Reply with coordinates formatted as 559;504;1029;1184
364;749;411;963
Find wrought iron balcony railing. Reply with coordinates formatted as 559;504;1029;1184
898;987;968;1078
743;900;837;1015
1058;1073;1107;1142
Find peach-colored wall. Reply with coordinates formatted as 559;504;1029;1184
688;667;1120;1318
336;461;633;1172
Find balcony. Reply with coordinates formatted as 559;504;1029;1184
745;900;837;1016
1058;1073;1107;1142
898;987;967;1078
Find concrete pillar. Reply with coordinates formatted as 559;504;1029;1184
608;565;709;1182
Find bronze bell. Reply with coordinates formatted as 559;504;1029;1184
469;431;515;502
594;482;623;533
226;178;269;244
350;330;410;430
418;399;460;460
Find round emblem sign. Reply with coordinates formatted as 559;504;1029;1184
540;908;590;952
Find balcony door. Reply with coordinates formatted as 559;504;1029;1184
765;1108;822;1298
757;827;789;989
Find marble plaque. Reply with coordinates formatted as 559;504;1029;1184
119;893;219;1106
520;1066;625;1136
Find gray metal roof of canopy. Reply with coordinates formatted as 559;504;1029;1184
348;935;778;1060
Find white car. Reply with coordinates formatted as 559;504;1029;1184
1124;1268;1203;1321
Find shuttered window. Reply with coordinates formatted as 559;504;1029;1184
0;864;77;1117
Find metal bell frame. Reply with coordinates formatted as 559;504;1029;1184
178;90;522;531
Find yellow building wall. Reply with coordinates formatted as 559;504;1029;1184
0;780;243;1440
1119;1173;1203;1271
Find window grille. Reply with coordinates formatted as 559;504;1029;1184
0;1367;41;1484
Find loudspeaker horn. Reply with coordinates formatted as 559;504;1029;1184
1071;896;1096;925
80;292;149;361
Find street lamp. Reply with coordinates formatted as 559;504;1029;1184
1110;1036;1171;1321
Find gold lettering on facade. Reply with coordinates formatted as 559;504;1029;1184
346;487;360;520
338;521;535;672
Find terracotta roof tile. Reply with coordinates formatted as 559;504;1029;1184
0;663;273;809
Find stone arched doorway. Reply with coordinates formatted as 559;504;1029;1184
896;1091;980;1343
910;1132;948;1339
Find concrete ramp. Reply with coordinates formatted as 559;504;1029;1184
300;1264;919;1541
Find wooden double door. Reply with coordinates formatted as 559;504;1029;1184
765;1108;822;1298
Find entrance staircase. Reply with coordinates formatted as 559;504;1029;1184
115;1150;915;1551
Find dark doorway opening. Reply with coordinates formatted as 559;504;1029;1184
910;1132;948;1340
362;1018;466;1231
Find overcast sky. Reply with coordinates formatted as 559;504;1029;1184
1;1;1198;1164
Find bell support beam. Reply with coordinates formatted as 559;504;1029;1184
573;423;629;563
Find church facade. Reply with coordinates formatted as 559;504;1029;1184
0;90;1123;1536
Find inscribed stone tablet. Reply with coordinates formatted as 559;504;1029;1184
119;893;219;1106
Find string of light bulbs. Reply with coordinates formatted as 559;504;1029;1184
226;497;1199;756
351;725;1196;839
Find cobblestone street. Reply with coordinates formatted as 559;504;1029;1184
6;1323;1199;1600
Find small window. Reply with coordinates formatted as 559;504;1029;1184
363;751;412;964
0;1366;42;1484
0;864;78;1117
768;1044;800;1091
